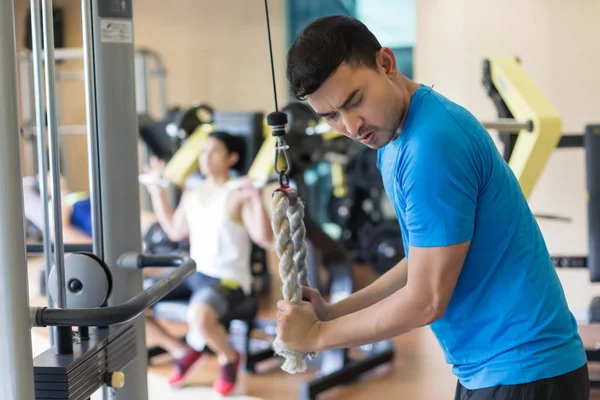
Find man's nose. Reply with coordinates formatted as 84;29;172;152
342;112;362;137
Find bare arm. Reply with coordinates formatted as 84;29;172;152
148;187;189;242
327;257;408;320
240;191;273;248
316;242;468;351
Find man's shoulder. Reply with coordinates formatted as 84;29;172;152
412;88;484;138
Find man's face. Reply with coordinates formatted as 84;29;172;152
305;53;404;149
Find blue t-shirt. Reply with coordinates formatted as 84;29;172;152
377;85;586;389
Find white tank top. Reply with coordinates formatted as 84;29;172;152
184;182;253;295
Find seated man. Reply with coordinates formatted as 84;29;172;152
142;131;272;395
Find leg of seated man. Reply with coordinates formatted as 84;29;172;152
143;273;192;358
168;273;245;395
145;315;188;359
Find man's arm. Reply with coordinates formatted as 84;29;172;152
240;188;273;249
315;242;468;351
148;187;189;242
277;126;480;352
327;257;408;320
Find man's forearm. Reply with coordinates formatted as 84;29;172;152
317;284;437;351
148;189;177;239
328;258;408;320
246;194;272;247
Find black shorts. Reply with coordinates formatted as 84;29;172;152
149;271;247;319
454;364;590;400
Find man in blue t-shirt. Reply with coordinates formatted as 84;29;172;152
275;15;589;399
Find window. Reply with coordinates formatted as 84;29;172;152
286;0;415;78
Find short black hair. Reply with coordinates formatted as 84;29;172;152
286;15;382;100
208;131;244;170
208;131;242;154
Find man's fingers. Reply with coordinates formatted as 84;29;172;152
277;300;294;312
302;285;316;301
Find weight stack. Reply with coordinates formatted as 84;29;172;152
585;125;600;282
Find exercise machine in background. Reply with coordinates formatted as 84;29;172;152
482;57;599;275
482;56;600;386
1;0;197;399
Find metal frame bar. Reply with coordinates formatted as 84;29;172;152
30;0;54;316
90;1;149;397
81;0;103;260
41;0;67;310
0;0;36;397
31;257;195;327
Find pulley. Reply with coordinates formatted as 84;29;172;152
47;252;112;308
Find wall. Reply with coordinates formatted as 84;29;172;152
413;0;600;308
13;0;287;190
132;0;287;117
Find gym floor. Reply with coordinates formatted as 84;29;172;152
27;256;600;400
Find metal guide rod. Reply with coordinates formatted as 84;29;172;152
81;0;104;259
30;0;54;313
41;0;67;310
482;118;533;132
0;0;36;397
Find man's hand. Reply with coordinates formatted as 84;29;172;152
143;156;165;177
276;300;322;353
235;177;261;201
141;156;166;195
302;286;332;321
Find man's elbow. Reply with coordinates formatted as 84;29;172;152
420;298;448;325
165;228;185;243
253;230;273;249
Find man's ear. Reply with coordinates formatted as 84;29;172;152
228;152;240;167
378;47;398;77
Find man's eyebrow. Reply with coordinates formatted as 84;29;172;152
338;89;360;110
316;89;360;118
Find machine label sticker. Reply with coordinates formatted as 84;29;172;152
100;19;133;44
98;0;133;19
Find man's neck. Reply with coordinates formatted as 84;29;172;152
391;76;421;141
206;175;229;186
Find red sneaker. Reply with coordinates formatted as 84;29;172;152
167;348;207;388
212;352;241;396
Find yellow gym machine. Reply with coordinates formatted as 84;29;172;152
482;57;562;199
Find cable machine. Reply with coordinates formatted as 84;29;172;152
0;0;194;399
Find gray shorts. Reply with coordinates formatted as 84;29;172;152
148;271;247;319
